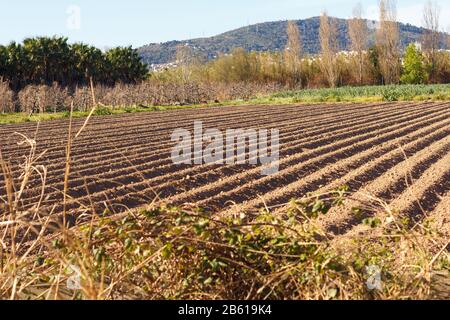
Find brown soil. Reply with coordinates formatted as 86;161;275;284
0;102;449;237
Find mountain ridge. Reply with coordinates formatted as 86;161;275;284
137;16;446;66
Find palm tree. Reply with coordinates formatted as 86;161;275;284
106;46;148;84
6;42;28;90
72;43;106;85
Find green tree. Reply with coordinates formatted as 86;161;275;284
23;36;71;85
0;45;7;79
401;43;428;84
105;46;148;84
72;43;106;84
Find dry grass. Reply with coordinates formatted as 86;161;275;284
0;80;15;113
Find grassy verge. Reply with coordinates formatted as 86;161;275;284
1;84;450;125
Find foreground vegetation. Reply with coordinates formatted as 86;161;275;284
1;188;447;300
0;105;196;124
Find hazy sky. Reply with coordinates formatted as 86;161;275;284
1;0;449;48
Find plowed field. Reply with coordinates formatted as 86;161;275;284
1;102;449;234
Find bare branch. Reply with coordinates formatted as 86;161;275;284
376;0;401;84
319;12;340;87
348;3;368;84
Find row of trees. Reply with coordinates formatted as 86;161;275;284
316;0;446;87
0;37;148;90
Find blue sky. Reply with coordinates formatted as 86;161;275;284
1;0;449;48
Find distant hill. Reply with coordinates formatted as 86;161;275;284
138;16;447;66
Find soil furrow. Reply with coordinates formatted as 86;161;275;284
41;105;450;215
10;101;438;201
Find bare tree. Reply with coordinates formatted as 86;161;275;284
376;0;401;84
176;44;198;83
319;12;340;87
422;0;440;81
348;3;368;84
284;20;303;87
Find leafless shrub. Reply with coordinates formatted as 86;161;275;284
11;80;282;113
18;83;71;114
204;81;278;102
18;86;39;114
72;86;93;112
0;80;15;113
92;81;278;107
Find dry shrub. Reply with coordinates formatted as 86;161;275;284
18;83;70;113
0;80;15;113
102;83;140;107
10;80;282;113
72;86;93;112
17;86;39;113
127;82;207;106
